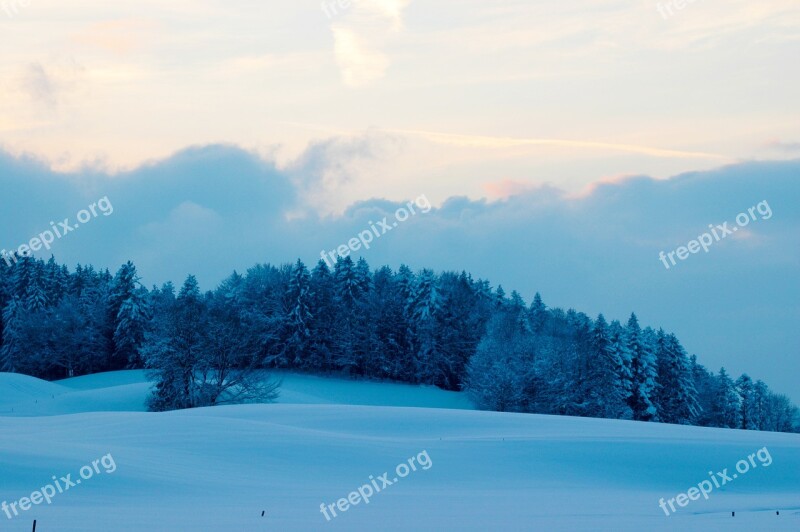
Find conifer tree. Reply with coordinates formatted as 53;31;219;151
625;313;658;421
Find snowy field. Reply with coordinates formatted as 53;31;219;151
1;371;799;531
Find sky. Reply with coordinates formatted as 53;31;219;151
0;1;798;398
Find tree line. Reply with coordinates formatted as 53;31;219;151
0;253;796;431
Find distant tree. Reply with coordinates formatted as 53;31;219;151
309;260;336;370
763;393;797;433
625;313;658;421
582;314;630;419
196;287;280;407
465;310;531;412
436;272;487;390
408;269;442;385
750;380;770;430
24;262;49;312
109;262;149;369
144;275;206;411
113;285;151;368
284;259;313;368
0;298;24;372
145;275;279;411
332;256;367;373
735;374;755;430
655;332;700;425
711;368;741;428
367;266;403;379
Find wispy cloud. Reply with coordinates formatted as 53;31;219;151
765;139;800;153
381;128;730;160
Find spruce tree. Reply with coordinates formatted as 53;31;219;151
284;259;313;368
584;314;629;418
625;313;658;421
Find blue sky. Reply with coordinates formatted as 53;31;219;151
0;1;798;399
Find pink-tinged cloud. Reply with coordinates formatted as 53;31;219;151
482;179;536;199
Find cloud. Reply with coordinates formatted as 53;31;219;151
0;146;797;401
482;179;538;200
283;131;404;209
382;128;730;160
330;0;411;86
764;139;800;153
22;63;59;108
19;59;85;111
332;27;391;87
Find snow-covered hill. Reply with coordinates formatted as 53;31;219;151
1;372;798;531
0;370;474;416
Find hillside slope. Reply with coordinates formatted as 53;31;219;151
0;371;474;416
0;372;798;531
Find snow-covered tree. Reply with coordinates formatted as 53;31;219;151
408;269;442;385
655;331;700;425
109;262;149;369
465;310;530;412
711;368;741;428
735;374;756;430
582;314;630;419
0;297;24;372
144;275;206;411
309;260;336;370
625;313;658;421
284;259;313;368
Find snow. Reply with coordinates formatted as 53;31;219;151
1;371;799;531
0;370;474;416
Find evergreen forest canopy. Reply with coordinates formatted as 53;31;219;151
0;253;796;432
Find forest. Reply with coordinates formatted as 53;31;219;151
0;253;796;432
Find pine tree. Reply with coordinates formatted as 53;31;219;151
309;260;335;370
284;259;313;368
495;285;506;307
750;380;770;430
625;313;658;421
111;262;150;368
408;269;442;385
529;292;547;334
735;374;755;430
711;368;741;428
114;286;151;368
24;261;49;312
368;266;400;378
0;298;24;372
9;255;34;300
108;262;144;369
465;310;528;412
143;275;206;411
655;331;700;424
583;314;629;419
332;256;360;372
603;320;632;419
